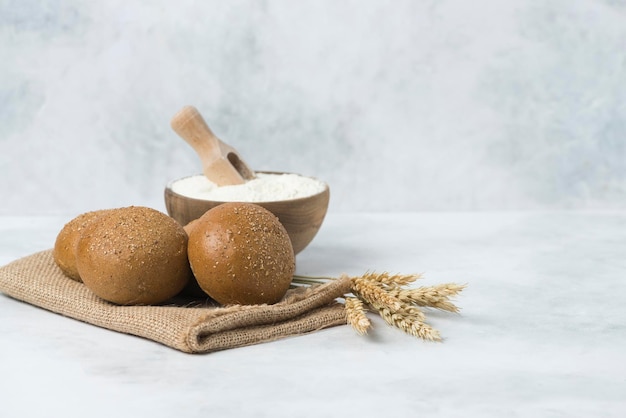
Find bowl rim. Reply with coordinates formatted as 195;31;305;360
165;171;330;205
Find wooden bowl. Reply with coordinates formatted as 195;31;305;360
164;173;330;255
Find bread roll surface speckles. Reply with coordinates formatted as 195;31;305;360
187;202;295;305
76;206;191;305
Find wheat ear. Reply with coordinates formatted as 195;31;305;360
359;271;422;287
351;275;402;311
389;283;466;313
373;302;441;342
344;297;371;335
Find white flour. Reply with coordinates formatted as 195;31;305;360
171;173;327;202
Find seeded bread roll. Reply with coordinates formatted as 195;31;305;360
76;206;191;305
187;202;295;305
53;209;111;281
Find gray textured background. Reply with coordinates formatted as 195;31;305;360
2;0;626;215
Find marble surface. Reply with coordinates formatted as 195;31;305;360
1;212;625;417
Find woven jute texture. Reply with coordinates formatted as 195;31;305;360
0;250;351;353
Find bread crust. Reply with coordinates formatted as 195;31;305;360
53;209;111;281
188;202;295;305
75;206;191;305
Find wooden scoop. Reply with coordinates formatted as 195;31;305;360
171;106;255;186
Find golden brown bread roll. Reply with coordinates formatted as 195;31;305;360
183;218;200;235
76;206;191;305
53;209;111;281
187;202;295;305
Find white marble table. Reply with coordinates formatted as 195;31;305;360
1;212;625;417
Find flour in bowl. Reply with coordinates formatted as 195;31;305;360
171;173;327;202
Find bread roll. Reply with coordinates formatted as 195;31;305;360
187;202;295;305
76;206;191;305
53;209;111;281
183;218;200;236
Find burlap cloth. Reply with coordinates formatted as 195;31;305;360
0;250;351;353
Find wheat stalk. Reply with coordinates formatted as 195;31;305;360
344;297;371;335
351;275;402;311
373;302;441;342
352;273;440;341
389;283;466;313
358;271;422;287
292;272;464;342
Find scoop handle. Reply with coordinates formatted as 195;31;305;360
170;106;221;161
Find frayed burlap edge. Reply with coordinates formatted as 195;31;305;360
0;250;351;353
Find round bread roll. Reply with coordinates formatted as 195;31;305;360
53;209;111;281
188;202;295;305
76;206;191;305
183;218;200;236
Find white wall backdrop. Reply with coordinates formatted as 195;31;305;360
1;0;626;215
